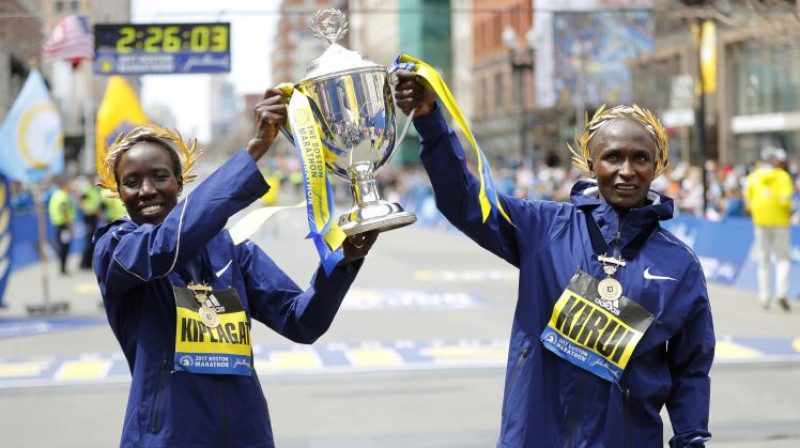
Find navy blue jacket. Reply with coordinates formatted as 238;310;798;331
415;107;714;448
93;150;360;448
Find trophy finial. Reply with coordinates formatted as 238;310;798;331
310;9;348;45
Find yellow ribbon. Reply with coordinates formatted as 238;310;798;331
397;54;511;224
279;83;345;273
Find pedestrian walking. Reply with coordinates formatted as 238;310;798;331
745;147;793;311
394;70;714;448
92;89;378;448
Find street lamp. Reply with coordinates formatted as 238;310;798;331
502;25;536;169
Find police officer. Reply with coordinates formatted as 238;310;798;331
48;177;76;275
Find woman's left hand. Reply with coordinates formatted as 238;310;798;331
338;230;380;266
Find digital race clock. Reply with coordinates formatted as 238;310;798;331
93;23;231;75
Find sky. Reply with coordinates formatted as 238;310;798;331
132;0;281;141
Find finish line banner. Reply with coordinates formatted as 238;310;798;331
94;23;231;75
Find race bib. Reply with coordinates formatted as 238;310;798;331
540;270;654;383
172;285;253;376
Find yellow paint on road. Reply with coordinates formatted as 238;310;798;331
56;359;110;380
259;350;321;371
716;340;761;359
346;348;402;367
423;345;508;364
0;360;50;378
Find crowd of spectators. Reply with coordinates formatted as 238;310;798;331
10;151;799;227
376;152;800;225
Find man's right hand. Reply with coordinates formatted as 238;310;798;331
393;70;436;117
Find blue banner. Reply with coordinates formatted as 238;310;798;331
661;216;800;297
0;175;11;307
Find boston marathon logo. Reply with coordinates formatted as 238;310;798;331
180;318;250;346
541;270;654;382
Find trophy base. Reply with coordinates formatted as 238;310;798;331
338;200;417;236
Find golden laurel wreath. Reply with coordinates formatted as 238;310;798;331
568;104;669;178
97;124;201;197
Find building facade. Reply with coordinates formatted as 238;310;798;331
632;0;800;166
0;0;43;122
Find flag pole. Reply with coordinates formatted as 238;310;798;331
82;61;94;175
26;182;70;315
32;183;51;312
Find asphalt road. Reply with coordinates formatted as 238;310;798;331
0;207;798;447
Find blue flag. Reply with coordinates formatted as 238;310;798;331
0;69;64;183
0;175;11;308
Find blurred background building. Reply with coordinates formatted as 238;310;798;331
0;0;799;184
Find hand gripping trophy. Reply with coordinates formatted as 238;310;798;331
279;9;416;236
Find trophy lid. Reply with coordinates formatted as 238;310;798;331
303;9;381;80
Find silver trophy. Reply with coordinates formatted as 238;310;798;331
280;9;416;236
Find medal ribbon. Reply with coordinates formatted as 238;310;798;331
278;84;345;275
393;54;511;225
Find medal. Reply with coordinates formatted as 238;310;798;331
598;277;623;301
597;255;625;301
188;283;219;328
198;306;220;328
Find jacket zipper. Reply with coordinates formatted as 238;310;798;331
562;374;587;448
150;359;169;433
624;388;632;448
220;380;227;448
502;344;531;416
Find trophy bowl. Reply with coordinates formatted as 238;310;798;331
280;9;416;236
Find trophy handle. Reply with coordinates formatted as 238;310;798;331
388;67;416;147
395;108;416;148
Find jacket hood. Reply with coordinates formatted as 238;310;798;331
569;180;674;259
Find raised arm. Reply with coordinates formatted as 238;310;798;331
394;70;525;265
94;150;270;298
237;240;362;343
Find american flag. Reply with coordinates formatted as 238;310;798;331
43;15;94;64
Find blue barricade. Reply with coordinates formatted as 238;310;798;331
406;192;800;297
10;211;86;273
662;216;800;297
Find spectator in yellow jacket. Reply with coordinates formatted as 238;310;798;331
745;147;794;311
48;176;76;275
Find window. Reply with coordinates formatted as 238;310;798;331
55;0;64;12
70;0;79;11
495;72;504;109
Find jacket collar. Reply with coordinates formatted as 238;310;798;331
570;180;674;259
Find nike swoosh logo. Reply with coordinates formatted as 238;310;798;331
643;267;676;281
215;260;232;278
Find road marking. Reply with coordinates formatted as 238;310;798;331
55;359;111;381
0;336;798;388
74;281;100;294
412;270;517;282
715;340;761;359
262;350;322;371
342;289;490;310
346;348;403;367
0;360;50;378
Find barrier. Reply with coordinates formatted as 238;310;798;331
10;211;86;273
406;194;800;297
662;216;800;298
